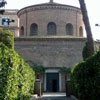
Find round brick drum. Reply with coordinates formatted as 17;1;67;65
17;1;84;37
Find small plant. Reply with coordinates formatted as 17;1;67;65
59;67;71;74
26;60;45;79
32;64;45;74
59;67;71;80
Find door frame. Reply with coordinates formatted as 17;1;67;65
44;69;61;92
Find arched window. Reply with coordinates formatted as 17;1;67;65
79;26;83;37
30;23;38;36
66;23;74;35
47;22;56;35
20;26;24;36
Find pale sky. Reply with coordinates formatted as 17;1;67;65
3;0;100;40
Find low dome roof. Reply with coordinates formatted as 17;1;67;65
17;0;81;17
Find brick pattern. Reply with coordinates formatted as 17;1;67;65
18;3;84;37
15;37;85;68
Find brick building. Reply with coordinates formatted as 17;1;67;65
2;0;100;92
1;0;92;92
14;0;86;92
0;9;19;37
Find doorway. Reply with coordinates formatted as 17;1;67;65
46;73;59;92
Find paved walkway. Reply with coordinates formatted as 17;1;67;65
32;92;75;100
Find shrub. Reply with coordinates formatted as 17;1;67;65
71;51;100;100
82;41;91;61
0;28;14;49
32;64;45;75
0;43;35;100
26;61;45;75
59;67;71;74
59;67;71;80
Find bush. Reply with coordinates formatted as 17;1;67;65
0;28;14;49
26;61;45;75
0;43;35;100
32;63;45;75
71;51;100;100
59;67;71;74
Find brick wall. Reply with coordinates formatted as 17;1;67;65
15;37;86;68
18;3;84;37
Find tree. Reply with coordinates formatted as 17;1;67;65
0;0;7;14
0;28;14;49
82;41;90;60
79;0;94;57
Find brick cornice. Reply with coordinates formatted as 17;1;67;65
17;3;81;17
4;9;18;15
14;36;86;42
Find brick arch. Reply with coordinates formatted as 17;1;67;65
20;26;24;36
30;23;38;36
66;23;74;35
79;26;83;37
47;22;57;35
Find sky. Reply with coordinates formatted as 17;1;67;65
2;0;100;40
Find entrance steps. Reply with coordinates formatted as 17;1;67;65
42;92;66;97
30;92;76;100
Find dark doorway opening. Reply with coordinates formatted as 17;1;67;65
52;79;57;92
46;73;59;92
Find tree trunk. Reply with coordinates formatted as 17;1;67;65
79;0;94;56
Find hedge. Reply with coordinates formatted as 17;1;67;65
0;43;35;100
71;51;100;100
0;28;14;49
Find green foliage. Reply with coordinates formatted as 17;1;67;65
32;64;45;74
0;28;14;49
82;41;91;61
26;61;45;75
59;67;71;74
0;42;35;100
71;51;100;100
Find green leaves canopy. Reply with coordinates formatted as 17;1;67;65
0;43;35;100
0;28;14;49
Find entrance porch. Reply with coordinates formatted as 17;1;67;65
44;69;64;92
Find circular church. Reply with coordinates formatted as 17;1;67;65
17;0;83;37
15;0;85;92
